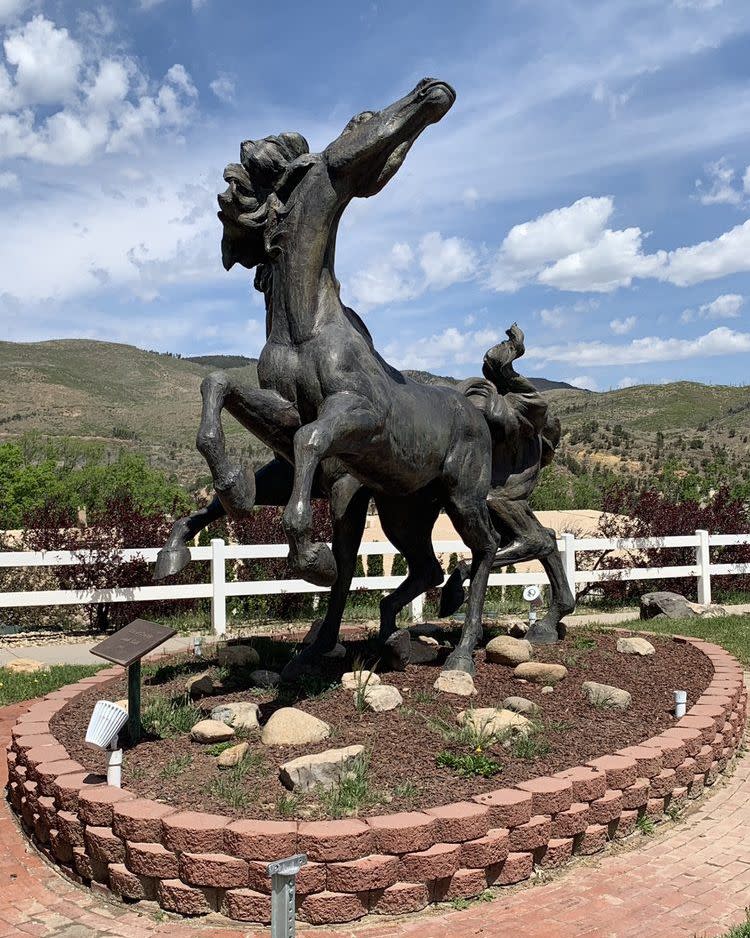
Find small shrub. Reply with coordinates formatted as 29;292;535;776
142;694;201;739
436;751;502;778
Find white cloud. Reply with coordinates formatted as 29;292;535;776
526;326;750;367
349;232;477;308
695;157;743;206
592;81;634;119
744;166;750;194
539;307;568;329
610;316;636;334
462;187;479;209
209;73;234;103
681;293;744;322
383;325;503;372
661;220;750;287
0;168;17;188
617;376;638;389
1;15;82;110
672;0;722;8
0;13;198;166
569;375;599;391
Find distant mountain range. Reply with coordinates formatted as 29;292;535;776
1;339;747;484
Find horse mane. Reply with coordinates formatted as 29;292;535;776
218;132;312;271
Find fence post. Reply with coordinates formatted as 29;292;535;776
410;593;424;623
695;529;711;606
561;532;576;599
211;538;227;637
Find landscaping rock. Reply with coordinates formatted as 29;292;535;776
113;699;129;711
191;720;236;743
261;708;331;746
457;707;531;737
502;695;539;716
4;658;49;674
279;745;365;792
362;685;403;712
541;686;554;695
485;636;532;666
514;662;568;684
617;636;655;656
582;681;631;710
507;619;530;638
210;702;260;732
217;644;260;668
250;669;280;688
185;672;216;698
323;643;346;659
217;742;249;769
640;591;696;620
433;670;476;697
341;670;381;691
687;601;728;618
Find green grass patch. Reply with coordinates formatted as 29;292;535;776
161;754;192;779
717;915;750;938
0;663;102;705
204;741;234;756
207;752;265;810
618;614;750;666
141;694;201;739
319;752;377;818
436;751;502;778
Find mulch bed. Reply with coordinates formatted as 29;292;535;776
50;628;713;821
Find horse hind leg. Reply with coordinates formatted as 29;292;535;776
527;526;575;644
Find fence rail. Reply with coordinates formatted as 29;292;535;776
1;530;749;636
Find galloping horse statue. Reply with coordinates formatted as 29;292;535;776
155;79;571;678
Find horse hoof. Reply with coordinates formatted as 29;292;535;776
294;543;338;588
438;569;466;617
443;650;476;676
153;546;191;580
526;623;559;645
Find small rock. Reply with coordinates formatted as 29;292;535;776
261;708;331;746
191;719;236;743
485;635;532;666
640;591;696;621
217;644;260;668
361;685;403;712
250;669;280;689
218;742;249;768
417;635;440;647
4;658;49;674
507;619;530;638
341;670;381;691
502;696;539;716
617;636;655;656
687;602;728;619
185;672;215;698
514;662;568;685
114;699;129;712
457;707;531;737
433;670;477;697
210;702;260;732
279;745;365;792
582;681;631;710
541;686;554;695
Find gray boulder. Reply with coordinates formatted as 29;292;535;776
210;702;260;731
185;672;216;698
250;669;280;688
502;695;539;716
582;681;631;710
279;745;365;792
640;592;697;620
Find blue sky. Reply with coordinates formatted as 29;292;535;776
0;0;749;390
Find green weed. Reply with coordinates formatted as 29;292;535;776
436;751;502;778
141;694;201;739
161;754;193;779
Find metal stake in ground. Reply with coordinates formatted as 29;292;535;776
267;853;307;938
91;618;176;745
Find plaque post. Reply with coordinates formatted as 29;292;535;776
128;659;142;744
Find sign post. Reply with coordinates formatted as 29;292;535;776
91;619;176;745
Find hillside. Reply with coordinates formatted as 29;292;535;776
1;339;748;485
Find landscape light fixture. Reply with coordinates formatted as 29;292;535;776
674;689;688;718
522;584;542;627
85;700;129;787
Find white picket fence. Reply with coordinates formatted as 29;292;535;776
1;530;749;636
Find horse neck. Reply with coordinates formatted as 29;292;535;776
267;220;346;345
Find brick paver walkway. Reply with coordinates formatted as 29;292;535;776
1;699;748;938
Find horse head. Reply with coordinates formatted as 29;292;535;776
325;78;456;198
217;79;456;274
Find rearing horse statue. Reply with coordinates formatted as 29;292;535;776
207;78;498;674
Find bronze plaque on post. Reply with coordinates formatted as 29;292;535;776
91;619;176;668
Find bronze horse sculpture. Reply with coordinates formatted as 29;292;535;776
154;79;571;677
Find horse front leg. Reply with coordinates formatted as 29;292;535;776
283;393;379;587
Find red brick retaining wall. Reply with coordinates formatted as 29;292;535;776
4;636;747;926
